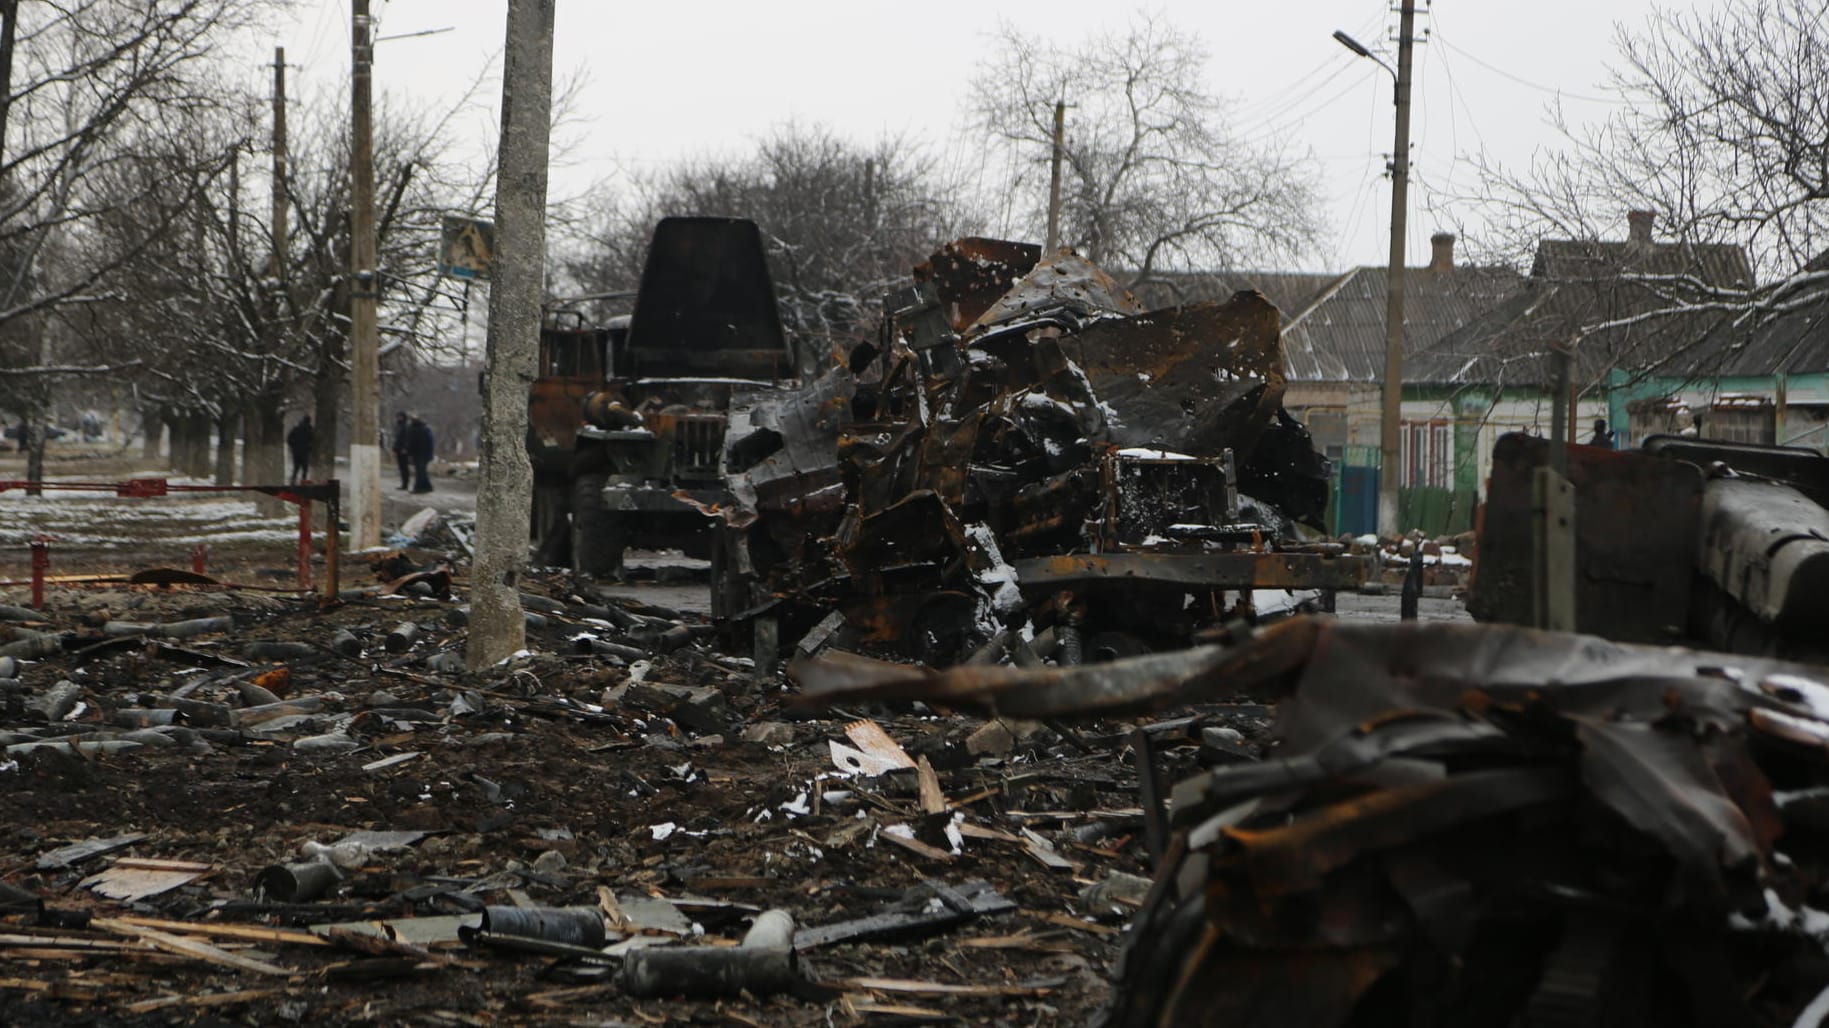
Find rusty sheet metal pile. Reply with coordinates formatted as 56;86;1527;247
797;616;1829;1027
716;239;1354;665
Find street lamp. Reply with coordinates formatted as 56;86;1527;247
1336;6;1415;539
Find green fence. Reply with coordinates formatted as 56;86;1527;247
1398;486;1479;537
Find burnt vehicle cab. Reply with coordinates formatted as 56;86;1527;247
565;217;796;576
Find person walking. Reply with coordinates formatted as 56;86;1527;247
406;413;436;494
391;411;411;490
286;416;313;484
1587;417;1614;449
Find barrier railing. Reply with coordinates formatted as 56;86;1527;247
0;478;341;608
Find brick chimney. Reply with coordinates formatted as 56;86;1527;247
1429;232;1455;271
1627;209;1655;246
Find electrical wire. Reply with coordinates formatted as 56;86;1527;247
1432;25;1626;105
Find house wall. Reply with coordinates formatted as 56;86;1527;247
1400;387;1607;497
1604;371;1829;452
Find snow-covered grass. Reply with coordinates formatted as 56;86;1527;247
0;475;302;550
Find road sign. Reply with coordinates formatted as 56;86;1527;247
439;215;494;280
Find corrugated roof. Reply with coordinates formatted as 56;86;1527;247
1709;273;1829;377
1278;265;1524;383
1413;237;1755;388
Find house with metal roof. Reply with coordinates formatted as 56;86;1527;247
1384;213;1755;532
1594;247;1829;453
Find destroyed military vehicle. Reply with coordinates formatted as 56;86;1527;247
525;217;796;575
711;238;1361;665
1472;431;1829;662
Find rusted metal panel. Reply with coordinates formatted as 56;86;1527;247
1470;432;1700;643
1065;293;1286;455
964;251;1140;334
912;237;1043;333
1010;553;1367;592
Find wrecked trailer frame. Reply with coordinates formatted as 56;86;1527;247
794;615;1829;1027
714;240;1363;664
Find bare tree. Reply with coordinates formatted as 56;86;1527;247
968;13;1325;286
1466;0;1829;373
0;0;275;480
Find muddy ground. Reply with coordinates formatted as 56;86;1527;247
0;445;1448;1026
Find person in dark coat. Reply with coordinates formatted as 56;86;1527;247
405;414;435;494
286;416;313;484
1587;417;1614;449
391;411;411;490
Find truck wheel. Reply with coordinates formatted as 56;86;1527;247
571;473;624;578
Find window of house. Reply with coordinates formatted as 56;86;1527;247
1400;419;1452;488
1706;397;1775;444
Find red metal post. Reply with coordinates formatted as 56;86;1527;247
297;496;313;591
30;538;48;609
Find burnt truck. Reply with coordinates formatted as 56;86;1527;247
711;238;1365;665
525;217;796;575
1471;431;1829;662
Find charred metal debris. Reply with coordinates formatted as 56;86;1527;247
798;615;1829;1027
713;240;1360;666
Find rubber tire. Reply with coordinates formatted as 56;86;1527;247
570;472;624;577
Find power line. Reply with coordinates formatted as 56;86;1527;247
1432;26;1626;105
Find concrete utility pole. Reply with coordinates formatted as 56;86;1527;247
1377;0;1417;538
0;0;19;169
348;0;382;549
244;45;291;510
271;47;288;285
1045;99;1066;253
468;0;554;668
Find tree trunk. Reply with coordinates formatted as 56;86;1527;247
23;424;44;495
180;411;213;479
214;410;238;485
313;362;341;486
242;399;287;514
139;406;162;461
468;0;554;669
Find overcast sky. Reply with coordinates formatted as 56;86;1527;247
269;1;1692;274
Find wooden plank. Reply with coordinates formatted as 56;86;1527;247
112;916;330;949
1032;911;1119;936
878;830;955;864
915;755;946;815
835;976;1056;997
124;988;285;1015
91;918;293;977
110;858;214;872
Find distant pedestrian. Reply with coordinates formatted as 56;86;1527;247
286;416;314;483
1587;417;1614;449
391;411;411;490
405;413;435;494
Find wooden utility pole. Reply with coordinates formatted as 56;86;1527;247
1376;0;1417;538
348;0;382;548
1045;100;1065;253
468;0;555;667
